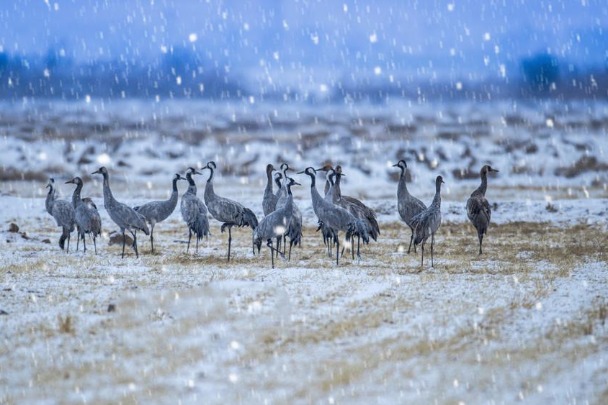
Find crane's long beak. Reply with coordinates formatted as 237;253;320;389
292;181;301;186
91;169;99;175
65;179;74;184
296;170;306;174
493;168;500;172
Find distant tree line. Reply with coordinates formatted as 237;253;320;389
0;48;606;101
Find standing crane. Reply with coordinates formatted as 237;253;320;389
180;167;210;254
329;165;379;258
466;165;499;255
134;173;185;253
411;176;445;268
262;164;279;216
45;178;75;252
298;167;367;265
66;177;102;254
203;161;258;261
254;177;300;268
393;159;426;253
91;167;149;258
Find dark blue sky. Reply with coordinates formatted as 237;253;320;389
1;0;606;85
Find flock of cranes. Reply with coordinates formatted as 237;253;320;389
44;160;498;268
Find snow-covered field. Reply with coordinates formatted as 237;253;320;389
1;99;607;404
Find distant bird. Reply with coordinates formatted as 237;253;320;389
254;177;300;268
299;167;368;265
180;168;210;253
66;177;102;254
411;176;445;268
330;165;380;257
466;165;499;255
203;161;258;261
262;164;279;216
45;178;75;252
393;159;427;253
91;167;150;258
134;173;184;253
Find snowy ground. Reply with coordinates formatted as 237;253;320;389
1;99;607;404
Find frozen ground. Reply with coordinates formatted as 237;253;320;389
1;99;607;404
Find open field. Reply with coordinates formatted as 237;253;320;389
1;99;608;403
1;202;608;404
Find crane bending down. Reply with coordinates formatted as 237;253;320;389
134;173;184;253
411;175;445;268
299;167;368;265
254;177;300;268
466;165;499;255
92;167;149;258
203;161;258;261
66;177;102;254
393;159;426;253
45;178;75;252
180;168;210;253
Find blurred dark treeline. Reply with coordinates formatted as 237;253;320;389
0;47;606;102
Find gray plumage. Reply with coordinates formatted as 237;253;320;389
254;177;299;268
331;165;380;252
393;159;427;253
299;167;367;265
275;164;303;257
91;166;150;258
180;168;210;253
411;175;445;268
45;178;75;252
203;161;258;261
262;164;279;216
134;173;184;253
466;165;499;255
66;177;102;254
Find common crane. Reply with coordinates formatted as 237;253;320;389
66;177;102;254
203;161;258;261
134;173;185;253
180;167;210;254
393;159;426;253
411;175;445;268
45;178;75;252
91;167;149;258
466;165;499;255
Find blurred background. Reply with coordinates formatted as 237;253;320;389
1;0;606;102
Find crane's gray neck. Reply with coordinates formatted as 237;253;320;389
71;182;83;207
397;167;409;200
172;177;179;193
334;173;343;200
265;170;274;194
431;182;442;208
101;172;117;207
474;171;488;197
308;173;316;189
186;173;197;195
206;166;215;183
45;185;55;214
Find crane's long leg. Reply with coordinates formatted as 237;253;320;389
478;233;483;255
66;232;70;253
82;232;87;253
93;234;97;254
132;231;139;258
430;234;434;268
150;224;155;253
268;239;275;269
336;233;340;266
407;230;414;254
187;228;192;253
121;229;126;258
420;242;425;267
357;235;361;259
227;225;232;262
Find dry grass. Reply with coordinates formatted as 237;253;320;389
2;219;607;404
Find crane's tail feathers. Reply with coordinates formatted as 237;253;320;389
241;208;259;229
191;217;210;241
